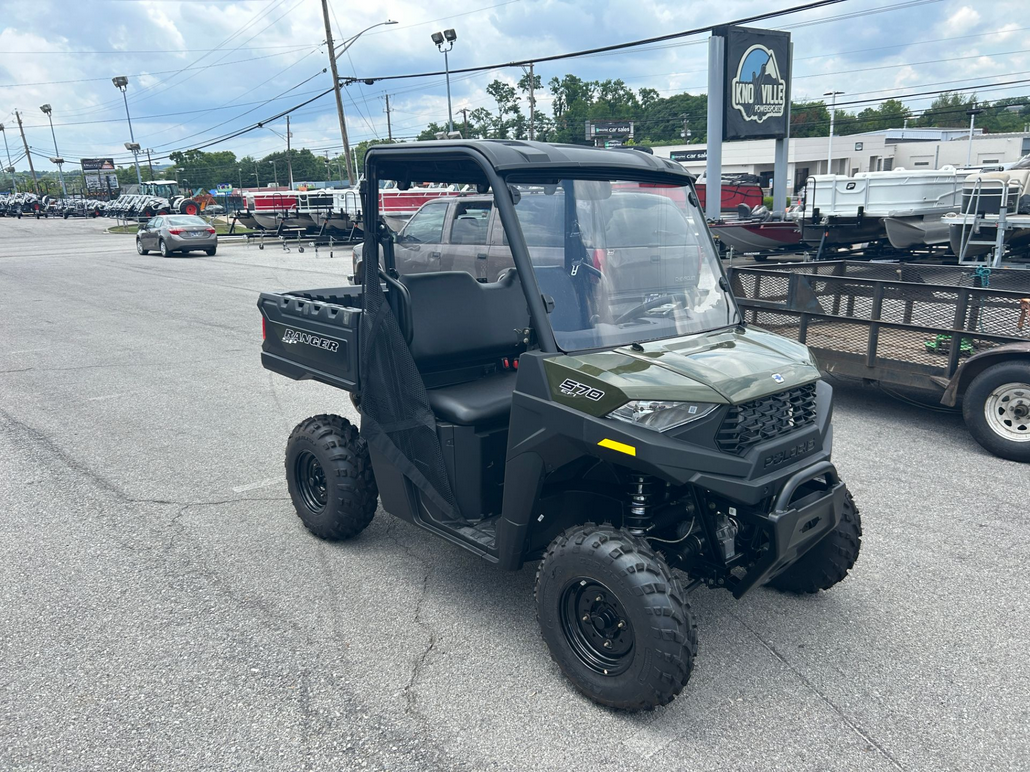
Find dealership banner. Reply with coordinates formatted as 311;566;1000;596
718;26;791;141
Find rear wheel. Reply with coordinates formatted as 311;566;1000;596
136;237;149;255
535;523;697;711
159;239;172;257
768;488;862;594
285;414;378;540
181;201;199;216
205;246;217;256
962;361;1030;462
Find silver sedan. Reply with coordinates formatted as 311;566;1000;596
136;215;218;257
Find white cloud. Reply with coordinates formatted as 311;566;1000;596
943;6;981;34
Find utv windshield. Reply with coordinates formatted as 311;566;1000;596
509;179;738;351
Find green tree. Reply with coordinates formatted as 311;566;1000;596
486;80;520;138
790;100;831;137
916;92;976;128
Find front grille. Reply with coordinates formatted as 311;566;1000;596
716;384;818;455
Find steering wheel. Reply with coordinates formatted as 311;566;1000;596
614;293;685;325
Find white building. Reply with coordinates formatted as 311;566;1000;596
651;128;1030;195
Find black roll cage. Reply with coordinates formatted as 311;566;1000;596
361;143;738;355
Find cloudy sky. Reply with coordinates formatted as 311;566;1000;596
1;0;1027;172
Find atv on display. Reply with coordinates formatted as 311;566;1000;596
258;140;862;710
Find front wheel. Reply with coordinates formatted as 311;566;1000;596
962;361;1030;462
136;238;149;255
535;523;698;711
285;414;378;540
767;488;862;594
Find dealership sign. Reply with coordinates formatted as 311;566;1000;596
585;121;634;140
671;149;708;163
718;26;791;141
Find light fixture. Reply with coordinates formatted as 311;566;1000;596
125;142;141;151
443;29;456;42
112;76;128;89
40;104;52;115
431;31;444;45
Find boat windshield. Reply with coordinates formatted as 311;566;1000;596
509;179;739;352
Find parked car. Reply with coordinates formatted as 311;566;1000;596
136;214;217;257
352;189;706;298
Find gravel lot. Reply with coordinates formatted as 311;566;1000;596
1;217;1027;772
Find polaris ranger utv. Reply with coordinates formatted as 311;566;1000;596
258;141;862;710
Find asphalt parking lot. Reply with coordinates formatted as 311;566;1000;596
1;217;1027;772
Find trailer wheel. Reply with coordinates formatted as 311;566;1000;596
962;361;1030;462
535;523;697;711
768;488;862;594
285;414;378;540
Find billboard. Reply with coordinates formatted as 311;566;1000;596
718;26;791;141
81;158;115;172
81;158;118;194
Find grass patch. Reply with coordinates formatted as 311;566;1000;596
108;221;253;235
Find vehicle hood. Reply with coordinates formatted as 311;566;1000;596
547;326;820;412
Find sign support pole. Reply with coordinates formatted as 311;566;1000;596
705;34;724;222
773;42;793;213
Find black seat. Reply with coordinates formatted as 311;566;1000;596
395;270;529;425
426;371;517;425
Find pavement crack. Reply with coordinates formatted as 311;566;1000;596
403;565;437;718
732;612;907;771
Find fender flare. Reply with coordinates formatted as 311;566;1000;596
941;342;1030;406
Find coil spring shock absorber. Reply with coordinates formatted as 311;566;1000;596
626;474;655;535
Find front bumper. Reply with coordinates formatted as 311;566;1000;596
730;461;846;598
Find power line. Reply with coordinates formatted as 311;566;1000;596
340;0;851;85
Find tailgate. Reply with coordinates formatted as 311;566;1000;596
259;288;362;392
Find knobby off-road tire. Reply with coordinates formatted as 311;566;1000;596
285;414;378;540
768;488;862;594
136;238;149;255
535;523;698;711
961;361;1030;463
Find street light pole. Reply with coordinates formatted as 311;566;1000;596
0;124;14;193
966;107;983;166
320;8;397;186
824;90;843;174
113;76;143;186
432;30;457;133
14;111;40;195
39;105;67;197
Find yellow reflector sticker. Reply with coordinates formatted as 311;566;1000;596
597;438;636;456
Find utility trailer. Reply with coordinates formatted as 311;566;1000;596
731;260;1030;461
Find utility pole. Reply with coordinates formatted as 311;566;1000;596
384;94;393;141
528;62;536;141
286;114;294;189
321;0;355;185
459;108;469;139
14;111;40;195
145;148;155;179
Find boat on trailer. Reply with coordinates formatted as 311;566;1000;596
800;167;966;249
944;154;1030;260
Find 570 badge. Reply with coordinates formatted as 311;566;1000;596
558;378;605;401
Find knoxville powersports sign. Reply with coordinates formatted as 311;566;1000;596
718;25;791;141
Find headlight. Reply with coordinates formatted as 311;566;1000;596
606;400;718;432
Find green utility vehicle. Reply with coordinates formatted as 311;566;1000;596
258;141;862;710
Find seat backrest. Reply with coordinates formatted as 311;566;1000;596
398;270;530;372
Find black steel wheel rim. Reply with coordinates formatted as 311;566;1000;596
295;450;328;513
560;578;634;676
